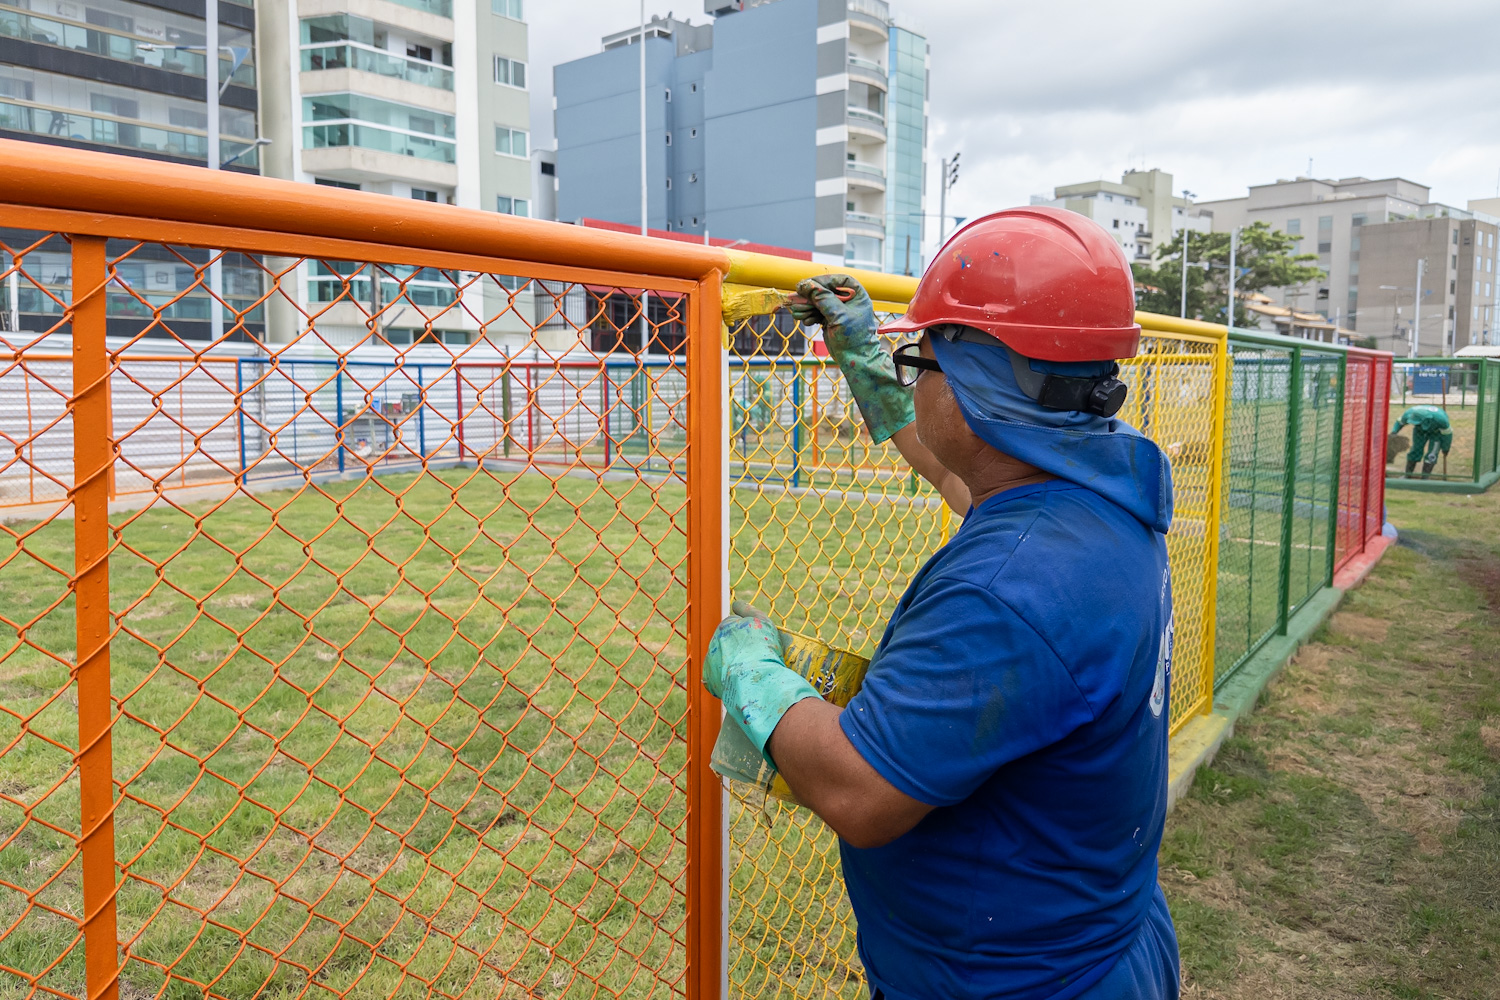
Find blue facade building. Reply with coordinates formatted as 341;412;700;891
553;0;927;272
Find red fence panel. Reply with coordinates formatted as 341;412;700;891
1335;347;1393;573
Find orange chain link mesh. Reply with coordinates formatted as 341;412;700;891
0;228;706;999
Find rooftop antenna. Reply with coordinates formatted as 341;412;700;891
1307;157;1313;176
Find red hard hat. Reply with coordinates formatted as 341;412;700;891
882;206;1142;361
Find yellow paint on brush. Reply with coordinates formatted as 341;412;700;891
722;285;789;324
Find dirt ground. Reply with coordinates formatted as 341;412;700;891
1163;486;1500;999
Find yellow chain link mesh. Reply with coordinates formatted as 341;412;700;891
723;305;1224;997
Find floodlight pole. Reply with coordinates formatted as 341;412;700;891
1226;227;1238;328
1411;257;1424;358
637;2;652;351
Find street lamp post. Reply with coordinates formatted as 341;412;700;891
1179;190;1196;320
1411;257;1425;358
938;153;960;246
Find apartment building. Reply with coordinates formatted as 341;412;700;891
1032;169;1210;263
1;0;264;338
1356;216;1499;355
1197;176;1474;344
256;0;533;344
553;0;928;272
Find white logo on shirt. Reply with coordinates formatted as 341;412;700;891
1151;617;1173;719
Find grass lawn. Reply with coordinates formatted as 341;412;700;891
1;468;690;1000
1164;485;1500;998
0;459;948;1000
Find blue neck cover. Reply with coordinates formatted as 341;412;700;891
929;334;1174;534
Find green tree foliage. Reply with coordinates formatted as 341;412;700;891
1132;222;1324;326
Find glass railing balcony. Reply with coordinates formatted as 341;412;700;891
849;0;890;21
304;122;457;163
384;0;454;18
845;161;886;183
302;44;454;90
0;8;255;87
846;56;888;87
846;211;885;230
847;107;886;127
0;101;259;167
848;55;886;74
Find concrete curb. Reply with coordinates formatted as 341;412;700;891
1385;469;1499;494
1165;575;1370;810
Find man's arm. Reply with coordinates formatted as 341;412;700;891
767;698;934;849
889;423;970;514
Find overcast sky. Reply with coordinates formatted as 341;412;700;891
529;0;1500;254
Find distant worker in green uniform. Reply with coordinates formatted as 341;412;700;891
1391;405;1453;478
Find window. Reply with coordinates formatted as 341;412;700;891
496;196;529;216
539;160;555;176
665;177;672;190
408;43;433;62
315;178;360;190
1351;213;1366;227
304;94;457;163
411;188;438;202
1112;219;1119;228
1104;194;1114;202
1317;215;1333;231
692;216;698;225
491;0;523;19
1490;233;1495;248
1489;257;1494;273
494;56;526;88
1489;283;1493;297
1476;280;1481;296
691;82;698;92
1478;254;1484;270
847;201;855;211
494;125;528;156
665;131;672;145
690;127;698;138
1454;229;1460;244
689;172;697;183
1286;219;1301;235
664;88;671;102
1317;241;1332;254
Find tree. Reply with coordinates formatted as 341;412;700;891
1131;222;1324;326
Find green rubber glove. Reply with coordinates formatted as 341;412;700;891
787;274;915;443
703;610;821;767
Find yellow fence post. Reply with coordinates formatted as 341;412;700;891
1198;332;1232;709
70;235;120;1000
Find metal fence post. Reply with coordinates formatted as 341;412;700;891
1200;333;1232;696
791;360;802;490
70;235;121;1000
235;357;246;484
685;269;725;1000
335;366;345;474
1325;354;1346;586
1474;359;1489;482
1277;346;1303;635
416;364;426;459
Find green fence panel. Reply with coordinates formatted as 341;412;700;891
1388;357;1500;486
1215;341;1295;685
1289;350;1343;615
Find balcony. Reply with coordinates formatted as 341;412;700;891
846;56;887;90
302;44;454;90
848;0;889;41
0;100;259;168
846;106;887;142
385;0;454;17
846;211;885;235
304;122;456;163
845;161;886;192
0;8;255;88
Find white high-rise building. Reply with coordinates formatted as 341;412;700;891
256;0;533;345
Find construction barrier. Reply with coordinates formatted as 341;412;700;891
0;141;1394;1000
1387;357;1500;490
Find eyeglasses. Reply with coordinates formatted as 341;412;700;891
893;342;942;387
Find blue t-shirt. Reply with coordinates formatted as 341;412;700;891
839;480;1176;1000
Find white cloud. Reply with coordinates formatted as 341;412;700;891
527;0;1500;258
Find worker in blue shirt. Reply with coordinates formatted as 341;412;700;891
705;207;1180;1000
